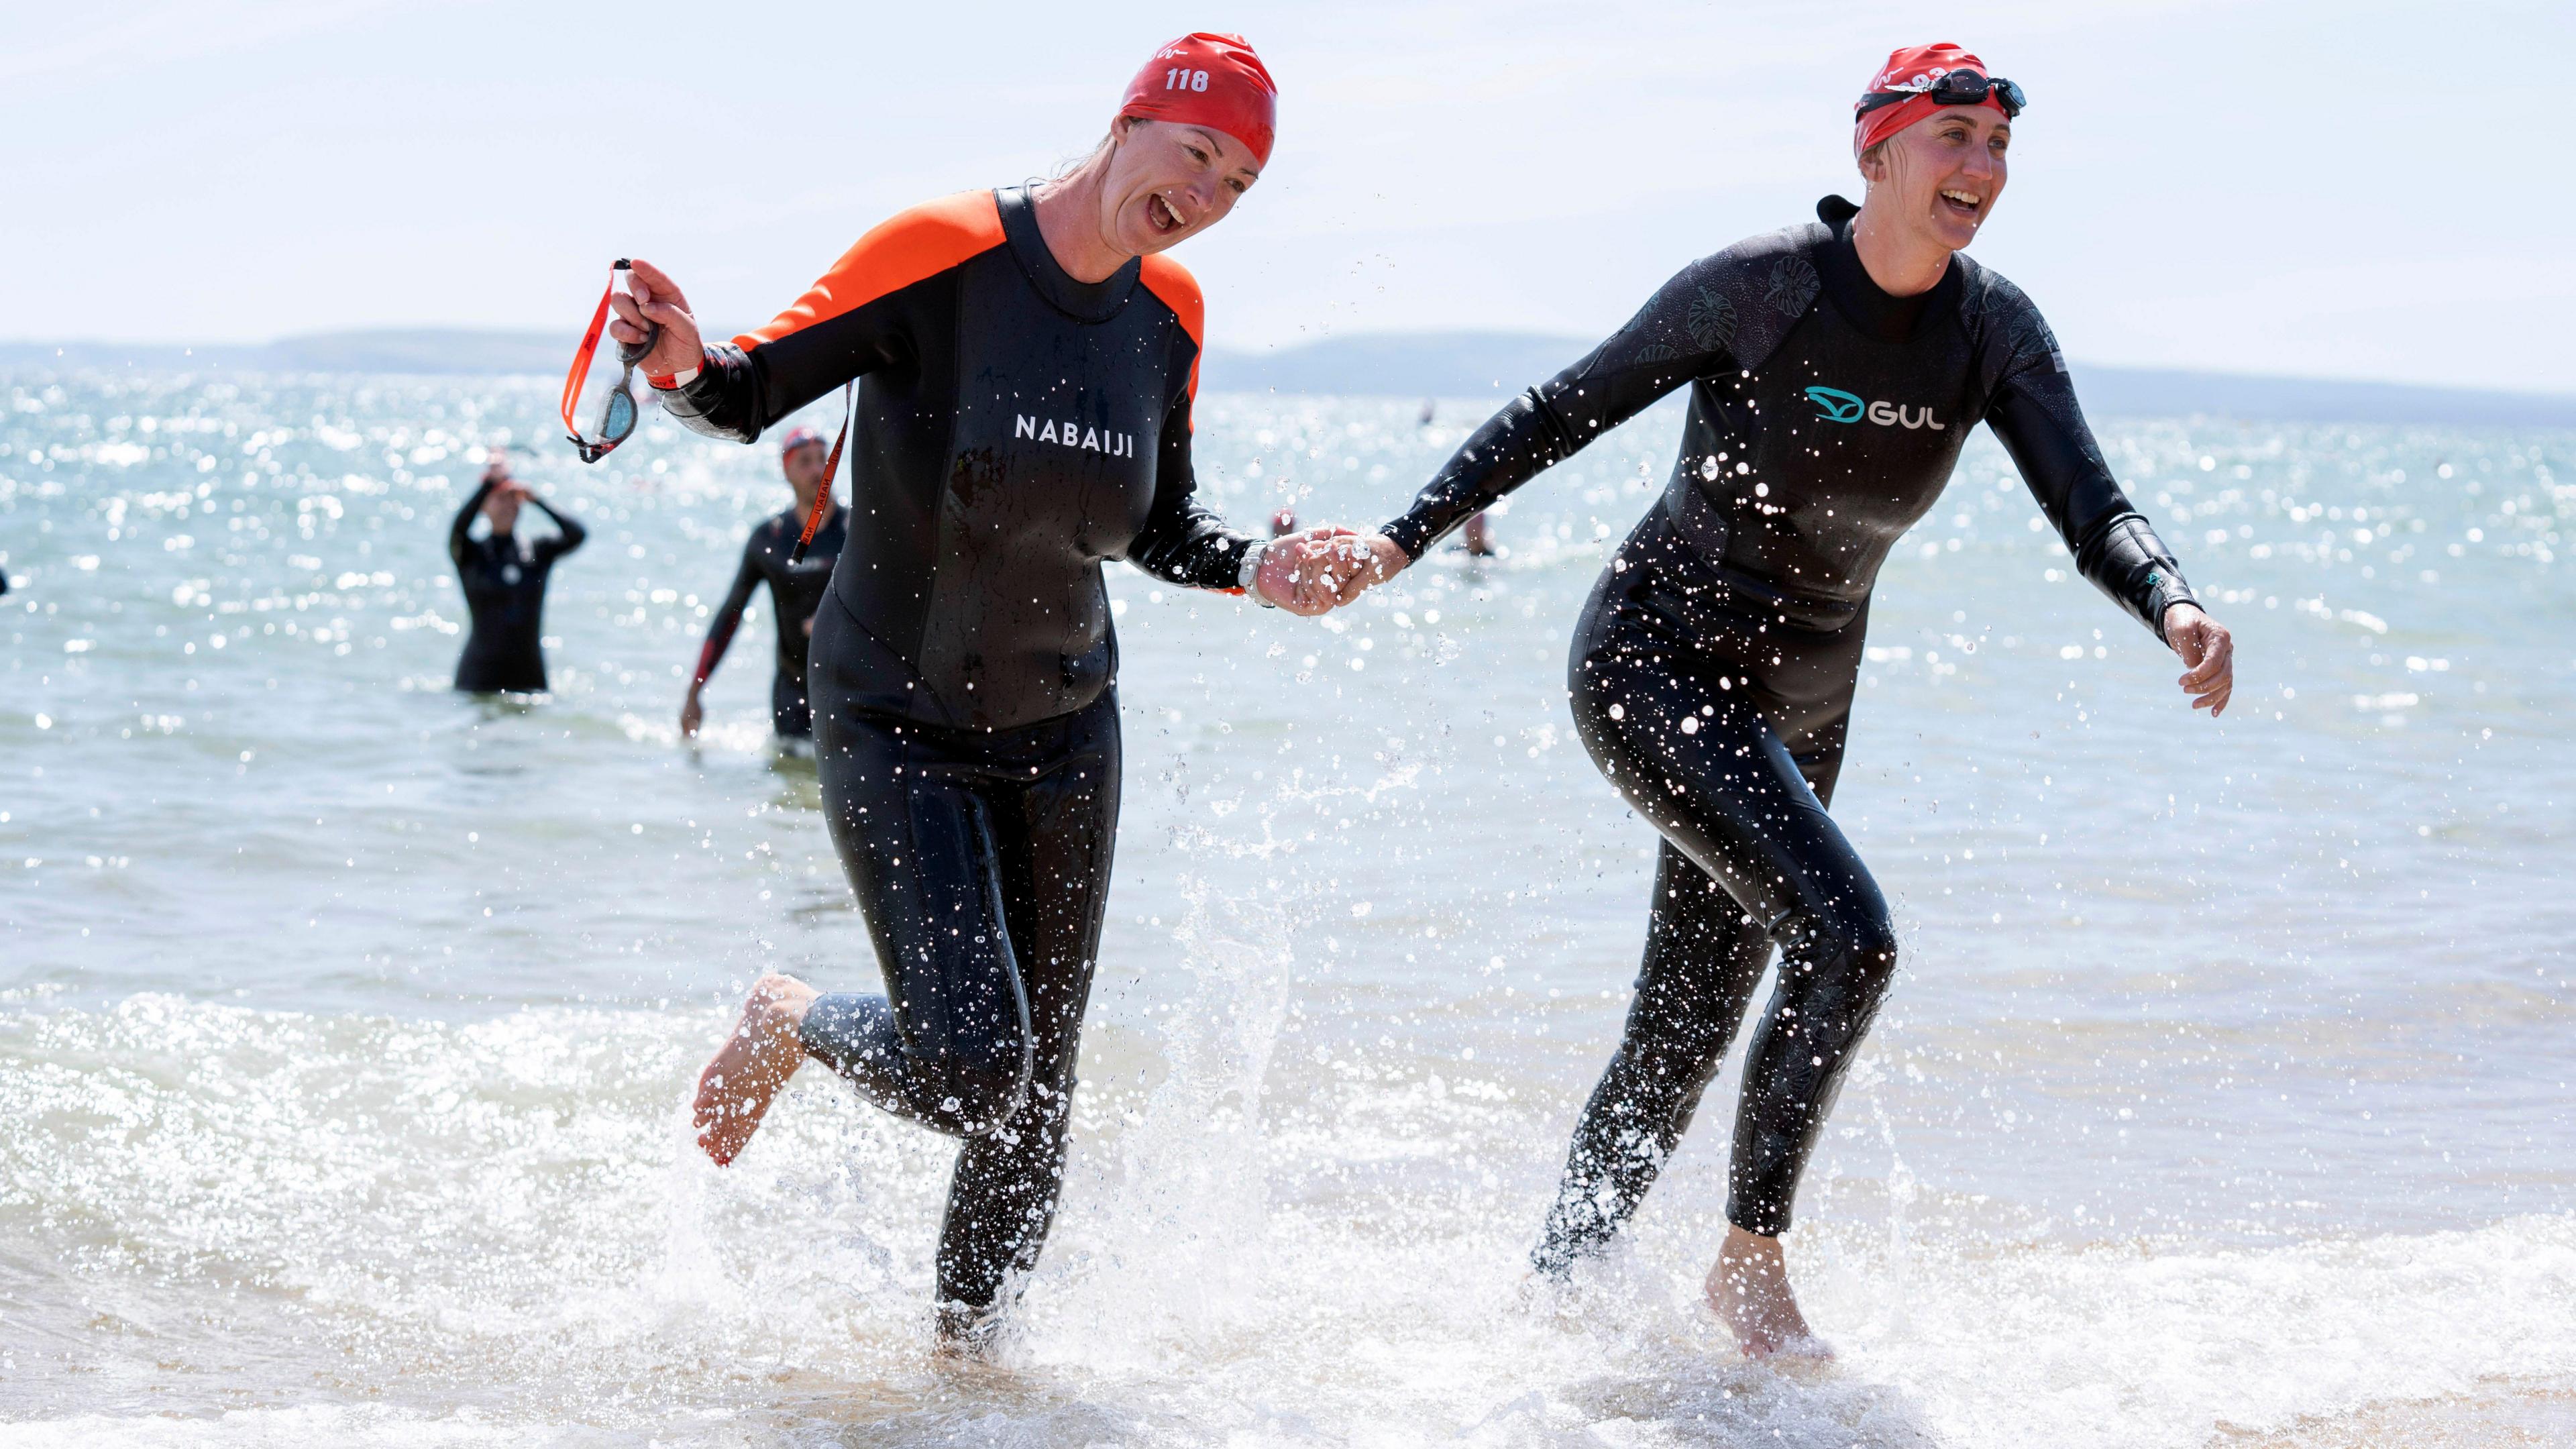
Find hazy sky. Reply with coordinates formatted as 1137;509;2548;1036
10;0;2571;390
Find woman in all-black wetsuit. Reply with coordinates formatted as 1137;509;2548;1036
449;460;586;693
624;35;1343;1346
680;427;846;741
1355;43;2235;1354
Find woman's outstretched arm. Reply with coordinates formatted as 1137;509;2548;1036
1979;279;2233;712
1371;257;1738;572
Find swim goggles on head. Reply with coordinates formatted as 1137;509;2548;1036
1855;70;2025;120
560;260;659;464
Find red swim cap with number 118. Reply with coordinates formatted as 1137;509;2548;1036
1120;32;1278;166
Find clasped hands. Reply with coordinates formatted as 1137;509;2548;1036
1249;527;1412;616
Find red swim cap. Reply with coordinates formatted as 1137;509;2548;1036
1854;42;2006;156
1120;32;1278;168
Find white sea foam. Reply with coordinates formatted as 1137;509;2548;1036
5;994;2571;1446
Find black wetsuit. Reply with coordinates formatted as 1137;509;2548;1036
1383;196;2199;1259
448;480;586;694
661;186;1250;1331
692;505;847;737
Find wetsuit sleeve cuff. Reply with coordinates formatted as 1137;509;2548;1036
2150;577;2202;643
1378;515;1433;562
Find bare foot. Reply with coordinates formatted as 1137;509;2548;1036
692;973;818;1165
1704;1224;1831;1360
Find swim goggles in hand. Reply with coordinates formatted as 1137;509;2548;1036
561;260;660;464
1855;70;2025;120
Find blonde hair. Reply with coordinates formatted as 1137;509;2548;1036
1052;116;1153;181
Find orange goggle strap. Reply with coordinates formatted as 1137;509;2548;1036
787;382;855;565
560;278;614;447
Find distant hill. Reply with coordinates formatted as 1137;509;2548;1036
0;329;565;375
8;327;2573;429
1206;333;2576;430
1203;332;1593;402
266;329;565;374
2054;366;2576;430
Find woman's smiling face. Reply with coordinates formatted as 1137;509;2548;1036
1866;105;2011;254
1097;116;1261;256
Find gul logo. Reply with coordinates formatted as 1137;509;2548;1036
1016;414;1138;458
1803;386;1944;430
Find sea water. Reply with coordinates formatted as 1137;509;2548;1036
1;370;2571;1447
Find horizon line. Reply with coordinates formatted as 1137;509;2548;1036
5;327;2575;405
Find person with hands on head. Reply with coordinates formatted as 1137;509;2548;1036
680;425;845;745
448;453;586;694
618;33;1356;1350
1344;43;2233;1356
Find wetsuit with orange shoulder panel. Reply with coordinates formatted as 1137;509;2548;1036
658;185;1247;731
655;184;1254;1330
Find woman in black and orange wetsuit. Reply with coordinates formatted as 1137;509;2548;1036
618;34;1346;1346
1352;43;2237;1355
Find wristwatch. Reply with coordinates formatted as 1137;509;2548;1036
1239;540;1277;606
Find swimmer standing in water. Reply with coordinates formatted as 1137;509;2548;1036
621;34;1361;1347
680;425;845;745
449;454;586;694
1346;44;2235;1356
